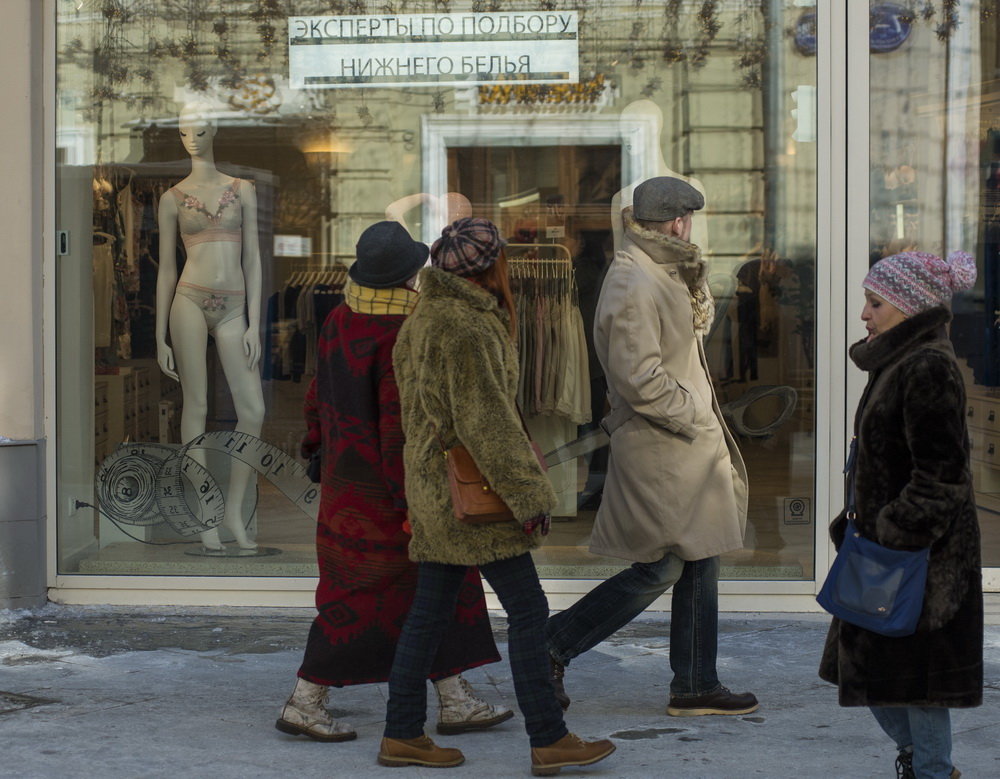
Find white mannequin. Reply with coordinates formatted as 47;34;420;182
615;98;709;254
156;102;265;551
384;192;472;292
385;191;472;243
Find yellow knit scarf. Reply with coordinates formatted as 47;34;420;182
344;279;418;315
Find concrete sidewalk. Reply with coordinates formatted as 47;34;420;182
0;606;998;778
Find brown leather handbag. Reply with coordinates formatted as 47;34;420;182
444;439;548;524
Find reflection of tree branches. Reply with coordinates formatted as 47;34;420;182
690;1;721;68
778;254;815;369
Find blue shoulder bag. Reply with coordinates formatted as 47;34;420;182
816;437;930;637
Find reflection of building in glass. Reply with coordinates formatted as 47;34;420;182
51;1;820;584
2;0;983;608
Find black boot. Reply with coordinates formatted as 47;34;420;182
549;657;570;710
895;750;915;779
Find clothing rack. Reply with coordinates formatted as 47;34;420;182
506;243;576;299
283;261;349;289
506;243;572;266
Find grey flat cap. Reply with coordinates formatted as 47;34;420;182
633;176;705;221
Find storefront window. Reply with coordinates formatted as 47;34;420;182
868;0;999;567
55;1;817;581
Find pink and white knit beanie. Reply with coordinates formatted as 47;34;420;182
863;250;977;316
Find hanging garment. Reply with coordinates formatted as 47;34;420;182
93;241;114;348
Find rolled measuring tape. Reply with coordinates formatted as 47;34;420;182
95;432;319;536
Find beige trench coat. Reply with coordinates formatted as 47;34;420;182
589;213;748;563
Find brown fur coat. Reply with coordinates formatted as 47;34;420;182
818;307;983;707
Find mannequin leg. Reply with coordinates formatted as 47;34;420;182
168;296;221;550
213;317;267;549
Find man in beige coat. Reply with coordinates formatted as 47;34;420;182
546;177;757;717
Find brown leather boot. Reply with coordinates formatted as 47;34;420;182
377;734;465;768
530;733;616;776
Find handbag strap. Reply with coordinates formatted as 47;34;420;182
845;373;879;519
844;436;858;519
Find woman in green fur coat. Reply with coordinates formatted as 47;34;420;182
378;217;616;776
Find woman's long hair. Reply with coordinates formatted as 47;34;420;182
467;249;517;340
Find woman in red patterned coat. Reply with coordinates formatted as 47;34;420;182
276;221;510;742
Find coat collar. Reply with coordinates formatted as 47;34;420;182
418;266;503;314
620;207;714;335
849;306;951;372
622;207;702;271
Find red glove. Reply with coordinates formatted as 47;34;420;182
523;513;551;536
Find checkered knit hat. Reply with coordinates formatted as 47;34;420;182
430;217;505;277
863;250;977;316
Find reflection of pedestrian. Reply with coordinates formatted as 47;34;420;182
278;222;509;743
380;218;615;774
547;177;756;717
573;230;612;473
820;251;982;779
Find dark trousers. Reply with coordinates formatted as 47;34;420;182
547;553;722;696
385;553;568;748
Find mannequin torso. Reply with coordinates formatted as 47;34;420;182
154;106;265;551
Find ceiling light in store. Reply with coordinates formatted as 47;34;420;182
298;130;353;156
498;190;540;209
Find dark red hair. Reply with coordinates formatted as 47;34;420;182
467;249;516;340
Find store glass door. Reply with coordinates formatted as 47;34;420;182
867;0;999;586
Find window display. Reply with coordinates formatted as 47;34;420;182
868;0;1000;567
55;1;818;582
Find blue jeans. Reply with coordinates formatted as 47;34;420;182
869;706;954;778
385;553;568;748
546;553;722;696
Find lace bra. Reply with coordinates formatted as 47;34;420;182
170;178;244;249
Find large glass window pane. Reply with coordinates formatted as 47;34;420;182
55;1;817;582
868;0;999;567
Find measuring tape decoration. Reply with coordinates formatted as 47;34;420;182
95;431;320;536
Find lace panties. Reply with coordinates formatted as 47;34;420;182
175;282;246;331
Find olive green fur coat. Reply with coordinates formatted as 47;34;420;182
392;267;556;566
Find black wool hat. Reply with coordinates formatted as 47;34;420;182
349;221;429;289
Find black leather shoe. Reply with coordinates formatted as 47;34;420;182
895;750;915;779
550;657;570;710
666;686;758;717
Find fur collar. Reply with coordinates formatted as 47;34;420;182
849;306;951;372
418;265;507;318
622;207;714;335
623;207;703;270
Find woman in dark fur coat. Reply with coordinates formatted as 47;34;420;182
819;250;982;779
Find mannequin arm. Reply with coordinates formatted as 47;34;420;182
156;194;180;381
384;193;431;232
240;180;263;371
386;192;471;239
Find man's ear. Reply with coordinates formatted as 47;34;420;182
667;216;684;237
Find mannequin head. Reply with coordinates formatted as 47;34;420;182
443;192;472;223
178;101;218;158
620;98;664;135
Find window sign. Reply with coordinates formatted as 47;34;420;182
289;12;579;89
274;235;312;258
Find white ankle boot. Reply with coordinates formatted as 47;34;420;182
275;678;357;742
433;674;514;735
